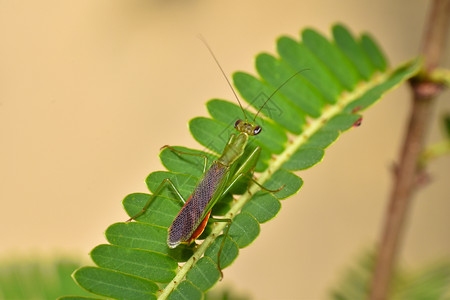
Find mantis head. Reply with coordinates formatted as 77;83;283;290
234;119;261;136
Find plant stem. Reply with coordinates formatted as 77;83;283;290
369;1;450;299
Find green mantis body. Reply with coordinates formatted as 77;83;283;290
126;118;264;277
128;119;263;248
166;120;262;248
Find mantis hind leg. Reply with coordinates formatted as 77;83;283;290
126;178;186;222
248;176;285;193
208;216;232;279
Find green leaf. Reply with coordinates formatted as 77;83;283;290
304;129;340;148
90;244;177;283
264;168;303;200
146;171;197;201
233;71;306;134
0;257;94;300
123;193;181;228
167;280;202;300
106;222;194;261
283;147;325;171
66;24;421;300
73;267;158;300
332;24;375;80
277;36;342;103
205;236;239;269
324;113;362;132
395;263;450;300
189;117;233;155
160;146;217;178
255;53;326;117
344;59;422;113
228;212;260;248
302;28;360;90
186;257;221;292
106;222;166;252
360;33;388;71
241;192;281;223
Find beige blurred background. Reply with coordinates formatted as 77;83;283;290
1;0;449;299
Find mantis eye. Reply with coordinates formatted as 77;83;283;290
234;120;242;128
253;125;262;135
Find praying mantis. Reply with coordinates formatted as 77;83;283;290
127;41;303;275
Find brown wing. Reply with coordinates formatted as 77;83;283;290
167;163;227;248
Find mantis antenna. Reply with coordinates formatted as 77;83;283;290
198;35;308;124
252;68;308;122
198;35;249;121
